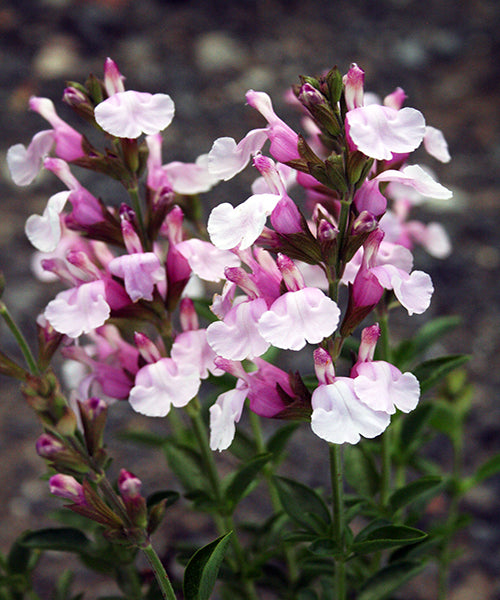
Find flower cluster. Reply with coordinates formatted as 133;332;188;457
8;60;452;453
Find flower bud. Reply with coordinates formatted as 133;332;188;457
49;474;86;505
179;297;199;332
276;253;305;292
343;63;365;111
313;347;335;385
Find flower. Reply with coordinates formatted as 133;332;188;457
94;90;175;138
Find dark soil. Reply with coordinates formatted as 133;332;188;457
0;0;499;598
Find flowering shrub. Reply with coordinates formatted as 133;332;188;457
0;58;496;600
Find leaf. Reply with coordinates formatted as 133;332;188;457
344;445;380;498
464;452;500;491
357;561;425;600
163;442;206;493
117;429;167;447
146;490;180;510
20;528;92;555
183;532;233;600
273;476;331;533
397;403;435;458
393;316;462;369
7;537;33;574
352;525;427;555
413;354;470;394
389;476;444;512
266;423;300;462
223;453;271;510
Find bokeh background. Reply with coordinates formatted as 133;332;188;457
0;0;499;597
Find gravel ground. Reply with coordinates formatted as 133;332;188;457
0;0;499;598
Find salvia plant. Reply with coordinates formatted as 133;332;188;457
0;58;497;600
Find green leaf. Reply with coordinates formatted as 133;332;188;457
357;560;426;600
223;453;271;510
146;490;180;510
273;476;331;533
352;525;427;555
414;354;470;394
266;423;300;462
464;452;500;491
393;316;462;369
389;476;444;512
183;532;233;600
397;403;435;458
117;429;167;447
20;528;92;555
163;442;206;493
7;537;33;574
344;445;380;498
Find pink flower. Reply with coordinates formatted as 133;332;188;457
209;385;247;451
345;104;426;161
258;287;340;351
109;252;165;302
208;129;269;181
7;130;54;186
246;90;301;163
94;90;175;138
103;57;125;95
44;158;106;226
375;164;452;199
311;377;390;444
29;97;84;161
25;191;70;252
423;126;451;163
171;329;224;379
129;358;201;417
44;279;111;338
207;193;282;250
353;361;420;414
175;239;240;282
206;298;270;360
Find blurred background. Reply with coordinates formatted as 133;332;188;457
0;0;499;597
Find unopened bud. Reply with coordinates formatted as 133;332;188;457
313;347;335;385
179;298;199;332
49;474;86;504
36;433;65;459
298;83;327;108
134;332;162;364
276;253;305;292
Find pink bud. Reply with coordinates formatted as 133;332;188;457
276;253;305;292
134;332;163;364
118;469;142;500
103;57;126;96
179;298;199;332
49;474;86;504
313;347;335;385
343;63;365;111
358;324;381;363
36;433;65;459
121;217;143;254
317;219;338;242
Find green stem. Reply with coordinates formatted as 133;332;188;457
334;199;352;281
128;185;149;251
377;308;392;508
187;401;259;600
0;301;39;375
437;428;463;599
248;412;299;585
329;443;346;600
142;543;178;600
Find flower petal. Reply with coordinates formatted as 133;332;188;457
94;90;175;138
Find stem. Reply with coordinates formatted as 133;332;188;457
187;401;259;600
334;199;351;281
329;443;346;600
142;543;178;600
128;185;149;251
377;308;392;508
437;428;463;599
248;412;299;585
0;301;39;375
